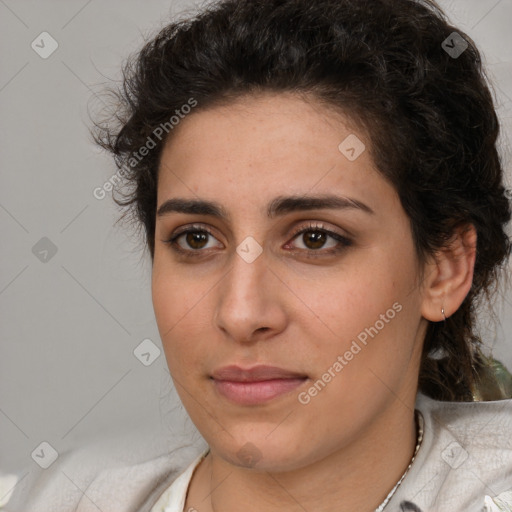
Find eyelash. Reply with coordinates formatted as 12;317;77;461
162;222;352;259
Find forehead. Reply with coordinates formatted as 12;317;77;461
156;92;394;214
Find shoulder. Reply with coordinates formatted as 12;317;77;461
416;392;512;452
4;427;207;512
417;389;512;421
396;393;512;511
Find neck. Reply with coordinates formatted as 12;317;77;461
189;397;418;512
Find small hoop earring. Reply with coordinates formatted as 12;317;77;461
441;307;446;321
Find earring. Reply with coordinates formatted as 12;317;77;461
441;307;446;321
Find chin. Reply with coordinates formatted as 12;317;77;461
209;428;314;473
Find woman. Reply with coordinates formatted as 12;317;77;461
8;0;512;510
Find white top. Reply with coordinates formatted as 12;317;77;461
148;453;512;512
5;391;512;512
150;450;209;512
150;392;512;512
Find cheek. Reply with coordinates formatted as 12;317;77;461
291;245;420;373
151;266;208;373
291;261;399;339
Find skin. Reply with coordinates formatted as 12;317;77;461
151;92;477;512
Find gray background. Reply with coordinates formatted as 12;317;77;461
1;0;511;480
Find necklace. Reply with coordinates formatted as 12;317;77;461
374;409;424;512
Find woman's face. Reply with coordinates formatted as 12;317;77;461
152;92;428;471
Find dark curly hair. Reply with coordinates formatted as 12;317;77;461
92;0;511;402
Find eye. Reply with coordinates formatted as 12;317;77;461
163;224;222;256
162;222;352;258
285;222;352;256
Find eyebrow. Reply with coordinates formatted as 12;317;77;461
156;194;374;220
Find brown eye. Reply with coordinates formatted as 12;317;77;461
288;226;351;253
300;230;329;250
184;231;209;250
163;225;223;256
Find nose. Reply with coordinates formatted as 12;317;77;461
213;249;287;345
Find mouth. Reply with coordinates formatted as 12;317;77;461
210;365;309;405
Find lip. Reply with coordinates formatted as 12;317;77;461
211;364;307;381
211;365;308;405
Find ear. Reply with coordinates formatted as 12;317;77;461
420;223;477;322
